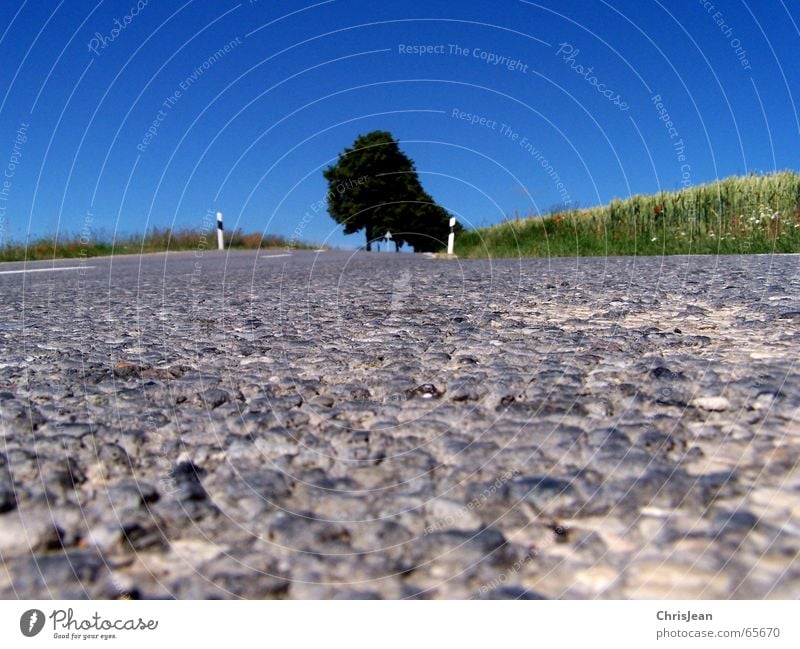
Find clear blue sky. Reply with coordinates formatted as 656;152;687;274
0;0;798;249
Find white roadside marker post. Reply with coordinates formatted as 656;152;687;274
447;217;456;255
216;211;224;251
385;230;392;252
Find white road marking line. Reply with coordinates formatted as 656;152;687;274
260;253;292;259
0;266;95;275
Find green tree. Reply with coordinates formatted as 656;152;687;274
323;130;451;252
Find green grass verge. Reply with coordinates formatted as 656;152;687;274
0;227;317;263
454;172;800;258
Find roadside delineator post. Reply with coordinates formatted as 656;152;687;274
447;217;456;255
385;230;392;252
216;211;224;250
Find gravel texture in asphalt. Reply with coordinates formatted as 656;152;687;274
0;250;798;599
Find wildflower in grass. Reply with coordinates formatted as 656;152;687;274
651;237;657;242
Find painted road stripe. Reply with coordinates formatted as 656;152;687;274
0;266;95;275
260;253;292;259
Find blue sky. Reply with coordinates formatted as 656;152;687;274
0;0;798;249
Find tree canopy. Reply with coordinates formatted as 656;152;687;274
323;131;452;252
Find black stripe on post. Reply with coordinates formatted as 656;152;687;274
216;211;224;250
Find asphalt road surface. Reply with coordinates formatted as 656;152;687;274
0;250;798;598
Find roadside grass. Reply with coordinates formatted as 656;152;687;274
454;171;800;258
0;226;316;262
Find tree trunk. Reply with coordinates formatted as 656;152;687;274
365;223;372;251
395;240;400;252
